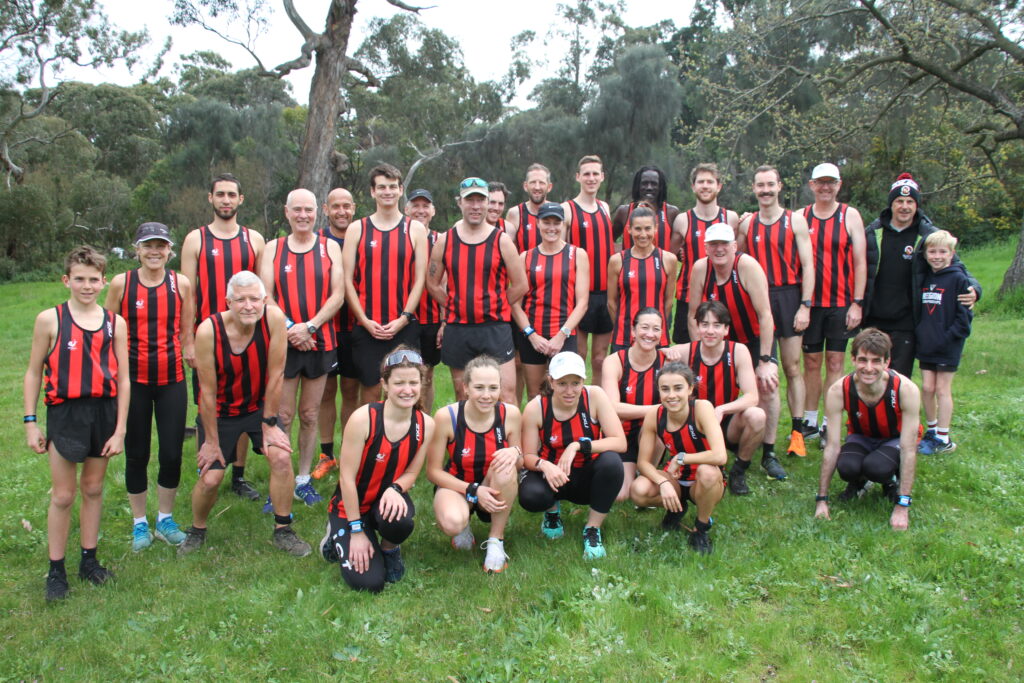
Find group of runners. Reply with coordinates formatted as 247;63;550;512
24;156;980;599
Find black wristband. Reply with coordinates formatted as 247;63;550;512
815;495;829;503
24;415;37;423
578;437;592;456
390;482;404;494
465;482;480;504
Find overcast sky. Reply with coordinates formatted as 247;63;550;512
81;0;690;106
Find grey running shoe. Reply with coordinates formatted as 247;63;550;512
728;463;750;495
177;526;207;556
231;478;261;501
272;525;312;557
762;454;788;480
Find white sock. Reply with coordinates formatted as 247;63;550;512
295;475;311;486
157;512;172;523
804;410;818;427
133;516;147;526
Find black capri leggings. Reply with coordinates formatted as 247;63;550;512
327;492;416;593
125;380;187;495
519;451;624;515
837;436;900;484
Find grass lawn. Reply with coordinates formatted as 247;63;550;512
0;241;1021;681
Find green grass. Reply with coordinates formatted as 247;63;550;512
1;243;1022;681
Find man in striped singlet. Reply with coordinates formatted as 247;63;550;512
612;166;680;251
800;163;867;445
405;188;443;412
181;270;311;557
505;163;552;254
737;165;815;460
670;163;739;344
815;328;920;531
261;189;345;506
488;182;509;231
180;173;266;501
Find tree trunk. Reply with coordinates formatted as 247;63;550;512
296;1;356;204
998;215;1024;296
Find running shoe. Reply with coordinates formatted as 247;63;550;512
45;568;69;602
582;526;606;560
933;439;957;454
154;517;187;546
261;496;274;514
481;539;508;573
451;525;475;551
319;521;337;562
294;481;323;506
688;527;713;555
177;526;207;556
272;525;312;557
728;464;750;496
132;521;153;552
541;508;564;540
78;558;114;585
231;478;261;501
383;546;406;582
801;423;820;440
786;430;807;457
661;505;687;532
312;453;337;480
818;422;828;446
762;454;788;480
837;479;869;502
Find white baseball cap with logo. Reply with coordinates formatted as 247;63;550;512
548;352;587;380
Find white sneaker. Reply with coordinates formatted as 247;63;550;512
451;525;475;551
481;538;508;573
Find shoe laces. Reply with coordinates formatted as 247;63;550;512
543;511;561;528
480;538;507;559
583;526;602;547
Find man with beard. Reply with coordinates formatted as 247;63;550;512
612;165;680;251
506;164;553;254
180;173;266;502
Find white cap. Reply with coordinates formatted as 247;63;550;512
548;352;587;380
811;163;841;180
704;222;735;243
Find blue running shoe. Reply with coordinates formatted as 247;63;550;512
262;496;274;514
933;438;957;455
154;517;187;546
541;506;564;540
294;481;322;506
918;431;939;455
582;526;606;560
131;522;153;552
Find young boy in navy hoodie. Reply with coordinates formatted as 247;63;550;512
915;230;973;454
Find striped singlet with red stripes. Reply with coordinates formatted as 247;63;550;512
702;255;760;345
538;388;602;469
613;249;671;347
688;341;739;407
194;225;257;324
320;229;352;335
843;370;903;439
329;402;426;519
676;207;726;301
445;401;509;484
444;227;510;324
208;312;270;418
523;244;578;338
804;204;854;307
616;348;666;438
416;230;444;324
44;303;118;405
513;203;541;254
744;211;800;288
273;234;337;352
657;401;720;483
567;200;614;292
353;217;416;326
119;269;184;386
623;202;671;251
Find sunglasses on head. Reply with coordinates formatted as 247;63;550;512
385;349;423;367
460;177;487;190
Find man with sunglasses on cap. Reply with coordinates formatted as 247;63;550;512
427;177;528;403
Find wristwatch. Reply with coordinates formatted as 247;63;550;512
759;355;778;364
560;325;572;337
852;298;864;306
306;322;318;336
801;299;813;308
261;415;278;427
401;311;417;323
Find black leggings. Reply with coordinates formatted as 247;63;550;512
519;451;624;515
125;381;187;495
327;493;415;593
837;438;900;484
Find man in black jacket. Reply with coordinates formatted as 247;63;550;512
863;173;981;376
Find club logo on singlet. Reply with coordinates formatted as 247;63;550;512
755;235;761;243
66;339;78;351
461;447;471;455
625;385;634;395
695;229;701;238
375;452;386;462
284;264;293;273
549;435;558;443
370;240;378;248
136;299;145;309
696;374;703;384
535;265;543;272
211;248;219;256
628;269;637;279
582;220;589;229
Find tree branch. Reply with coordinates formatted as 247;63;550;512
384;0;436;12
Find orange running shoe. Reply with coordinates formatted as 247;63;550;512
786;430;807;457
311;454;337;480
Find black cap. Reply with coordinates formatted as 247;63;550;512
537;202;564;220
134;222;173;245
408;189;434;204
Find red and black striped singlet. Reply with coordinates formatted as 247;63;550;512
513;203;541;254
744;211;800;288
657;401;716;483
523;244;578;338
676;207;726;301
567;200;613;292
843;370;903;439
209;312;270;418
622;202;671;251
195;225;257;324
613;249;671;347
537;389;601;469
119;269;183;386
804;204;854;307
273;234;337;352
353;217;416;326
688;341;739;407
416;230;444;324
44;303;118;405
320;230;352;335
329;402;426;519
702;255;760;345
444;227;510;324
445;401;509;484
616;348;666;438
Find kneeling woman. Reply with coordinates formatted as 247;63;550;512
520;352;626;559
427;355;522;573
630;363;726;555
322;347;435;592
